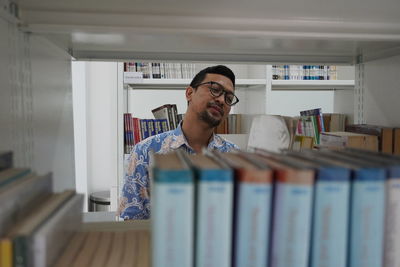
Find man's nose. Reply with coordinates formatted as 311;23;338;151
214;93;225;105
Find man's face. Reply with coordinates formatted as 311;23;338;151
187;73;234;128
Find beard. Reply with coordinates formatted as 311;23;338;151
198;102;224;128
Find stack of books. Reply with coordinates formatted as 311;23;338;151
296;108;325;146
152;148;400;267
0;151;83;267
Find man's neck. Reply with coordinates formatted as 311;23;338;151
181;113;214;153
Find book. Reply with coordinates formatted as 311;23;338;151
0;173;52;236
310;150;386;267
3;191;80;267
27;194;83;267
185;153;233;267
394;128;400;155
345;124;394;153
253;150;314;267
284;151;351;267
335;149;400;267
0;168;30;188
320;131;378;151
151;151;194;267
152;104;178;131
0;152;12;171
216;152;273;267
292;135;314;151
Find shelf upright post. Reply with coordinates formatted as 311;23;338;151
115;62;125;218
265;64;273;114
354;55;365;124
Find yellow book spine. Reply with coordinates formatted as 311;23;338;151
0;239;13;267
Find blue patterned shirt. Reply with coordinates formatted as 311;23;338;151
119;123;239;220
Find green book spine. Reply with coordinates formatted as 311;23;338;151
13;236;28;267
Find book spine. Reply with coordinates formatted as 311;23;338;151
234;181;272;267
160;119;169;133
154;120;162;134
310;168;351;267
0;239;13;267
350;169;385;267
167;106;174;130
0;151;12;171
196;170;233;267
13;236;27;267
148;120;155;136
152;169;194;267
270;179;313;267
383;172;400;267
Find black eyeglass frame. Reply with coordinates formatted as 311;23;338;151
193;81;239;106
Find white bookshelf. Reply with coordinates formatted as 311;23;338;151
271;79;355;90
125;78;266;89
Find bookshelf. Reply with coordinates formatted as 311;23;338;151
1;1;400;265
271;80;355;90
125;78;267;89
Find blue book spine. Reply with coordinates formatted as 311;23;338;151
154;119;162;134
196;169;233;267
160;119;169;133
147;119;156;136
270;181;313;267
235;182;272;267
350;168;386;267
152;169;194;267
310;167;351;267
140;119;149;139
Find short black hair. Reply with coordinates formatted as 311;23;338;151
190;65;235;88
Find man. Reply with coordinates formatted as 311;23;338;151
119;65;240;220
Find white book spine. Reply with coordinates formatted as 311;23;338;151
196;180;233;267
152;181;194;267
235;182;272;267
384;177;400;267
270;183;313;267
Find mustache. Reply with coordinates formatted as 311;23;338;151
207;102;224;116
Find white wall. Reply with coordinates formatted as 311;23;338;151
72;61;88;211
128;89;188;118
85;62;118;197
363;55;400;126
266;90;335;116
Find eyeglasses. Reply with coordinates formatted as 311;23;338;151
193;81;239;106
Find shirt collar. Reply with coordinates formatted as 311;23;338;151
170;121;225;151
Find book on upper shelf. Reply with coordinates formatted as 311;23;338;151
124;62;197;81
272;65;337;81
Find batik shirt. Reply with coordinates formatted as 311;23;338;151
119;123;239;220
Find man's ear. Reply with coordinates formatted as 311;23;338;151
186;86;194;103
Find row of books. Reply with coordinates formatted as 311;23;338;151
124;114;170;153
272;65;338;80
124;62;197;79
214;114;243;134
296;108;325;145
152;148;400;267
0;151;83;267
124;104;183;153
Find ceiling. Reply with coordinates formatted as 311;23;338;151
16;0;400;64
